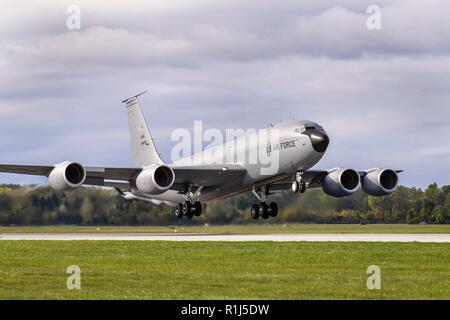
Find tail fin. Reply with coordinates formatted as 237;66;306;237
122;91;164;167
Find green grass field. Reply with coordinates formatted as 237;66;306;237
1;223;450;234
0;241;449;299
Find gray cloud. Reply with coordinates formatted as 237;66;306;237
0;0;449;187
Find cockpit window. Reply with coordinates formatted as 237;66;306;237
296;125;323;133
296;126;306;133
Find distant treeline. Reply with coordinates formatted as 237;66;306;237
0;183;448;225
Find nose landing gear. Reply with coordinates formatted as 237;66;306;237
292;180;306;193
292;171;306;194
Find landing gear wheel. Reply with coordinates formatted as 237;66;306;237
268;202;278;217
182;201;193;218
299;181;306;193
193;201;202;217
250;204;259;219
291;180;299;193
259;202;269;220
174;203;183;219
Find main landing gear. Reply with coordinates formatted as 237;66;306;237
175;185;204;219
175;201;202;219
250;202;278;220
250;186;278;220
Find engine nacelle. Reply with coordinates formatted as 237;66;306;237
48;161;86;191
135;164;175;194
322;168;360;197
362;168;399;196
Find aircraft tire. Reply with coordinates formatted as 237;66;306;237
175;204;183;219
268;202;278;217
299;181;306;193
193;201;202;217
259;202;270;220
291;181;299;193
250;204;259;219
182;201;192;217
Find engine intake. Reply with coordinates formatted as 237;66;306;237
48;162;86;191
362;168;398;196
322;168;360;197
135;164;175;194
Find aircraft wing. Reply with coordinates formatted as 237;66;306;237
0;164;140;189
85;164;248;190
85;164;247;189
0;164;54;176
0;163;248;190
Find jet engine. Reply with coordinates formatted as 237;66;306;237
48;161;86;191
361;168;399;196
322;168;360;197
135;164;175;194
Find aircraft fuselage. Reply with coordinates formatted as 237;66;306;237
139;120;329;205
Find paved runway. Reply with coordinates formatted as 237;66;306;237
1;233;450;242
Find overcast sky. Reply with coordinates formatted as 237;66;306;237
0;0;449;187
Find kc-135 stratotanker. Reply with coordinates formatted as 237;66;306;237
0;92;401;220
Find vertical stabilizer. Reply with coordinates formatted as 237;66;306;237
122;92;164;167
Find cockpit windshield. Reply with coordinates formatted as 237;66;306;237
296;124;324;133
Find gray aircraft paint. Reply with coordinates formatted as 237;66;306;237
123;92;163;167
127;97;326;206
0;92;399;211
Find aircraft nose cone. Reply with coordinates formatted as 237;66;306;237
310;132;329;152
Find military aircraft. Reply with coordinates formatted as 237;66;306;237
0;92;401;220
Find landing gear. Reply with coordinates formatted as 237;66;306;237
259;202;269;220
249;186;279;220
175;203;183;219
175;185;204;219
249;202;278;220
292;172;306;194
182;201;192;218
250;204;259;220
193;201;202;217
175;201;203;219
268;202;278;217
292;180;299;193
299;181;306;193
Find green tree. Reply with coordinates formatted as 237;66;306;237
80;196;94;225
432;206;448;224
